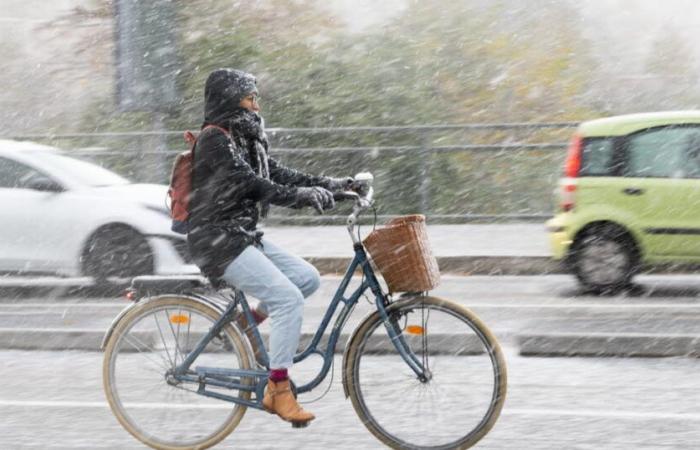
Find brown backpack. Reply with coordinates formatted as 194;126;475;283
167;124;230;234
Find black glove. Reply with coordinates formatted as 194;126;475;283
324;176;354;192
294;186;335;213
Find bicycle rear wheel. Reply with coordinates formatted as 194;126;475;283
344;296;507;450
103;296;252;450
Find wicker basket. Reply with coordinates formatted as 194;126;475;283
363;214;441;293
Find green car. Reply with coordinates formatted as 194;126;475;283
547;111;700;293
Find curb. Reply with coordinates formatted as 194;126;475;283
0;330;350;353
519;332;700;358
0;329;486;355
307;256;561;275
3;256;699;284
4;327;700;358
435;256;560;275
308;255;700;276
0;328;105;351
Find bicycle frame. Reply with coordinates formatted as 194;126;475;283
171;243;429;410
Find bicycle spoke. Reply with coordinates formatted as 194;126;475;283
185;312;192;364
349;298;506;449
164;308;186;366
137;365;168;379
121;334;171;372
105;299;251;449
152;312;175;366
422;306;430;373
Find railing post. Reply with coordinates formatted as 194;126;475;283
138;133;149;183
418;132;432;215
153;113;169;183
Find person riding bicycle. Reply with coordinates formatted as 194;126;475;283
188;68;352;426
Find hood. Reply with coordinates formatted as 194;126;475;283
204;68;258;126
88;183;169;210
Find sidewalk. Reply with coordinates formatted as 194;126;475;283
262;223;557;275
262;223;550;257
3;224;700;359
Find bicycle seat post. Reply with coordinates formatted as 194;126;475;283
219;288;243;323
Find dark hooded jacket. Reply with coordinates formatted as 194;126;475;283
187;69;333;279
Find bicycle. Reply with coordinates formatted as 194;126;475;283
101;173;507;450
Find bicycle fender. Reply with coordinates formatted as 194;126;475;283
101;302;139;350
100;293;228;350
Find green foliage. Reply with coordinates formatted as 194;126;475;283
71;0;600;218
163;0;596;129
645;28;697;81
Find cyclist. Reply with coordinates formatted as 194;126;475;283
188;68;352;426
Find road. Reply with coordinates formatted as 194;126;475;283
1;274;700;448
0;349;698;449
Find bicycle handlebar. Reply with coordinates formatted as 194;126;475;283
333;191;360;202
334;187;373;208
340;188;374;245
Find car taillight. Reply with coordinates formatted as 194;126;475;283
561;180;577;212
564;134;583;177
560;135;582;212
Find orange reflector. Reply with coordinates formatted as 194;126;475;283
406;325;424;335
170;314;189;325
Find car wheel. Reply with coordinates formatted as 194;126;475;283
82;225;154;285
571;225;639;294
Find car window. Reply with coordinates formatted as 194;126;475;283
626;126;700;179
0;156;46;189
38;152;130;187
580;138;615;176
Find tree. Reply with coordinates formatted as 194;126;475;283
641;28;700;109
14;0;599;216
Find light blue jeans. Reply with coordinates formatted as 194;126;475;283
221;238;321;369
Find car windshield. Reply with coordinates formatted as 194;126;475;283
39;151;130;187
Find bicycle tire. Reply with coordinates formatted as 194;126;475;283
103;296;253;450
344;296;507;450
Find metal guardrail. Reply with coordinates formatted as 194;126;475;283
55;143;568;156
3;122;578;222
4;122;579;140
262;213;554;226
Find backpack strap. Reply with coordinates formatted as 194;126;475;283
202;124;230;137
182;124;230;149
183;130;197;148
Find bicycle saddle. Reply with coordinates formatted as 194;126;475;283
129;275;209;296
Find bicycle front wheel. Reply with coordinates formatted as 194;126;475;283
344;296;507;450
103;296;252;450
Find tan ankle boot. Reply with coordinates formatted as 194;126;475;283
233;312;265;367
263;379;315;427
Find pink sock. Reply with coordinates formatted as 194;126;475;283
252;308;267;324
269;368;288;382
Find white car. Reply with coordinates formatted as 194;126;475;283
0;140;198;282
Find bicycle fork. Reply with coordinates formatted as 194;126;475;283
378;297;433;383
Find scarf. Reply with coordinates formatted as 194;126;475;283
228;109;272;216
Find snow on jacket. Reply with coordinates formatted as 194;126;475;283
187;70;333;279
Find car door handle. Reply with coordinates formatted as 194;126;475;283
622;187;645;196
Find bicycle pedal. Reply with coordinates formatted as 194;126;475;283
291;421;310;429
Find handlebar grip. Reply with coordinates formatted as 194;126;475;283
333;191;360;201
